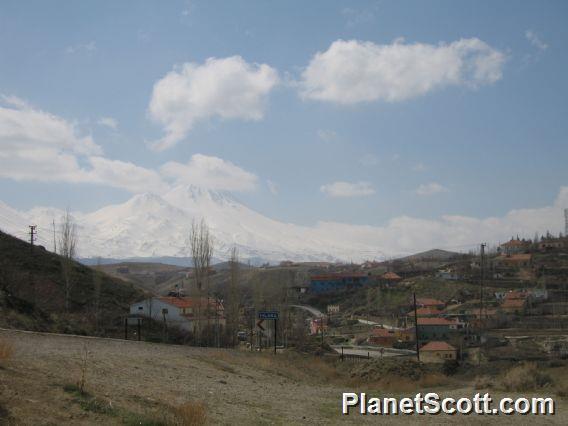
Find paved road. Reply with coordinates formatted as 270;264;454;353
289;304;324;317
357;319;400;330
330;345;415;359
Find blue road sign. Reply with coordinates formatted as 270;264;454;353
258;311;279;320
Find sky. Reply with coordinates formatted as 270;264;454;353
0;0;567;251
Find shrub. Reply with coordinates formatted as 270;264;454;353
500;362;553;391
0;339;14;363
442;360;459;376
174;401;207;426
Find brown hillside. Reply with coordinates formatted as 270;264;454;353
0;231;145;336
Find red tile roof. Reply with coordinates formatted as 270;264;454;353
421;341;456;352
417;317;458;326
158;297;220;309
504;291;528;300
501;239;528;247
381;271;402;280
371;327;396;337
502;299;526;308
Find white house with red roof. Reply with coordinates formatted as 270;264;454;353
130;296;225;333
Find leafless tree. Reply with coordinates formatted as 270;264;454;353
93;257;102;334
59;209;77;312
226;246;241;346
189;218;214;345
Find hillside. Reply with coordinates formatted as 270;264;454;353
1;329;567;424
0;231;145;336
400;249;463;262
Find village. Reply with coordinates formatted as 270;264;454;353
119;227;568;367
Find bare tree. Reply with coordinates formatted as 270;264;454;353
59;209;77;312
226;246;241;347
93;257;102;334
189;218;214;345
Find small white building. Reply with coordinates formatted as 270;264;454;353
130;296;225;333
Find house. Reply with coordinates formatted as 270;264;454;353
499;238;530;255
420;341;458;363
437;269;460;281
501;298;527;315
538;237;567;252
130;296;225;333
496;253;532;268
309;273;369;293
416;317;464;341
309;317;327;335
368;327;397;346
327;304;340;314
379;271;403;286
368;327;414;347
414;298;445;310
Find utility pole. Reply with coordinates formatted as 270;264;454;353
29;225;37;253
413;292;420;362
478;243;486;366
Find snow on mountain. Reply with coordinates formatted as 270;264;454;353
0;186;387;263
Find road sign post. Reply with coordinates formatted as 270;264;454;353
257;311;279;354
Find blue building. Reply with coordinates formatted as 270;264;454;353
309;273;369;294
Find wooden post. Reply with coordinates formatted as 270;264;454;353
137;318;141;342
124;317;128;340
413;293;420;362
274;318;277;355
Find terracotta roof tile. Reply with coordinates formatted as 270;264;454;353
421;341;456;351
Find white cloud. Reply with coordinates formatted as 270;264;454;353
160;154;258;192
0;97;101;183
97;116;118;130
320;181;375;198
148;56;280;150
300;38;506;104
316;186;568;256
342;4;378;27
0;97;260;195
88;157;168;194
65;41;96;54
525;30;548;51
316;129;338;142
415;182;449;196
267;179;278;195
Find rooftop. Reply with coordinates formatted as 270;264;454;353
417;317;458;326
381;271;402;280
421;341;456;352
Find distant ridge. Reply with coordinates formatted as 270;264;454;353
399;248;462;262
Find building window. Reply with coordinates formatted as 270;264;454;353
138;306;143;310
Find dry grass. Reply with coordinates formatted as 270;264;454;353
500;362;553;392
356;372;449;393
473;375;494;390
173;401;207;426
0;338;14;363
251;352;342;383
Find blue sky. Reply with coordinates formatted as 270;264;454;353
0;0;567;231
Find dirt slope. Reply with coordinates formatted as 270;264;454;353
2;329;567;425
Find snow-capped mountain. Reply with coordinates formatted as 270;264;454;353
0;186;387;263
